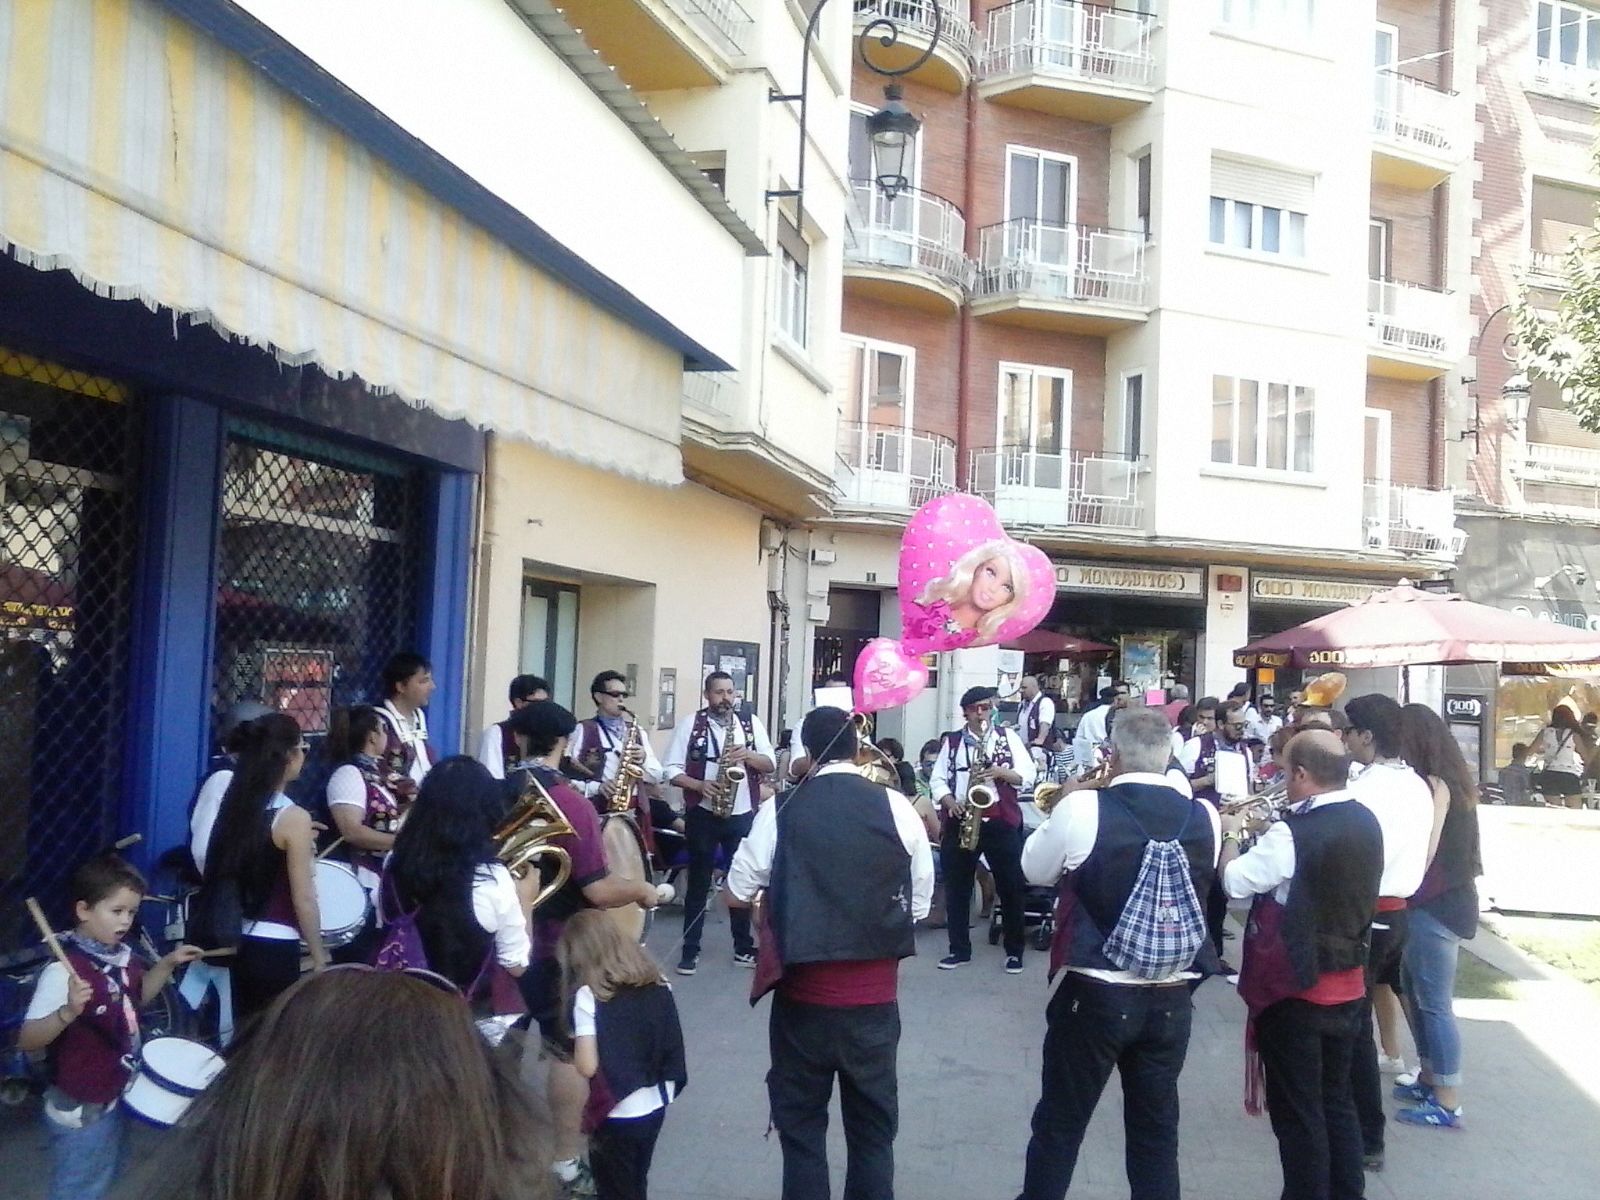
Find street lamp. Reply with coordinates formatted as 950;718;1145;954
1459;304;1533;453
766;0;944;210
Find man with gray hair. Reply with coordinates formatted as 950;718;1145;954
1015;706;1222;1200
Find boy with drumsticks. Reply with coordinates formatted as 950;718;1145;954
19;855;203;1200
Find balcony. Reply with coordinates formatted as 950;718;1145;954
834;422;957;513
1512;442;1600;513
852;0;977;93
1527;248;1572;291
969;447;1144;530
551;0;752;90
1371;71;1468;189
1529;56;1600;105
844;183;970;312
1367;279;1462;380
1363;482;1466;558
978;0;1157;123
682;370;739;420
971;220;1148;333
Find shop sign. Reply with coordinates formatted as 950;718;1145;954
1443;693;1485;723
1251;576;1387;607
1509;604;1600;632
262;648;335;736
1054;561;1204;598
0;600;74;631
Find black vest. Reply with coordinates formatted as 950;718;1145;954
593;984;687;1105
1060;781;1220;976
1281;800;1384;986
771;771;915;966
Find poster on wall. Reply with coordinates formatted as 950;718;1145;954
657;668;676;731
701;639;761;713
262;647;335;735
1119;635;1165;695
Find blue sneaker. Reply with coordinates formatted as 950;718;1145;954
1395;1099;1463;1129
1392;1078;1432;1103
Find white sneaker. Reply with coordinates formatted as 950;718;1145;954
1378;1054;1409;1075
1394;1070;1419;1088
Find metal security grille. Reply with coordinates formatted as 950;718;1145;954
0;349;140;947
212;422;423;800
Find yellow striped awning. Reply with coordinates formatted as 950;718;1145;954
0;0;685;484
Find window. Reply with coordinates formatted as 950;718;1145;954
1209;157;1313;260
1368;218;1392;280
522;578;580;709
1006;146;1076;226
1112;372;1144;459
775;215;809;348
999;363;1070;454
1217;0;1315;38
1531;177;1600;255
1535;2;1600;88
840;337;914;474
1135;150;1153;241
1210;374;1316;474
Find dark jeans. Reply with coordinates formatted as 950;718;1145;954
940;819;1026;958
1352;909;1408;1155
590;1108;666;1200
232;936;302;1022
1205;875;1229;958
1017;974;1193;1200
682;806;754;959
1256;997;1366;1200
767;994;900;1200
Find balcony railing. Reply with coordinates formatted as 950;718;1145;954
835;421;957;510
1531;56;1600;103
674;0;753;56
845;182;971;293
1363;482;1465;557
969;446;1144;529
852;0;977;58
1368;278;1459;359
1517;441;1600;483
683;371;738;418
1528;248;1571;288
975;219;1148;309
980;0;1156;89
1372;71;1463;159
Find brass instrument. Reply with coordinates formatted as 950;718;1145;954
706;708;745;818
604;707;648;815
958;717;999;852
851;712;903;790
1032;756;1112;817
1219;779;1292;829
494;768;575;912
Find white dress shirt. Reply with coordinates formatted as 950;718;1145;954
1072;704;1111;773
727;762;934;919
1346;759;1436;899
663;709;776;817
475;720;511;781
1021;772;1220;984
1021;695;1057;746
190;767;232;874
1223;788;1356;905
929;725;1038;804
569;715;664;799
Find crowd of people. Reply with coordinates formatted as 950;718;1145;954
18;652;1485;1200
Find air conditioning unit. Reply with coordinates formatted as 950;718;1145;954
810;547;837;566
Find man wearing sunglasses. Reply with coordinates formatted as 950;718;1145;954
568;670;663;818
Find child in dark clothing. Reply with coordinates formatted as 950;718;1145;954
19;856;202;1200
558;910;686;1200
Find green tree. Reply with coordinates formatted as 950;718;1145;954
1511;195;1600;430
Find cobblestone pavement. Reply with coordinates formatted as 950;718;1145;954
2;906;1597;1199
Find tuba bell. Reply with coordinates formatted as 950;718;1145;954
495;768;576;913
850;712;903;790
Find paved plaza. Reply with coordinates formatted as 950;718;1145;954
2;906;1597;1199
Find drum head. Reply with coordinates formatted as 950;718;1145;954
312;860;371;947
601;815;653;945
124;1037;224;1127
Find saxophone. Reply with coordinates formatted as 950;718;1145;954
958;717;1000;852
604;707;648;815
706;709;745;819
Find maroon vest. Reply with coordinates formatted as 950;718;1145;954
52;948;145;1104
682;710;765;812
942;729;1021;828
379;708;435;780
499;720;518;771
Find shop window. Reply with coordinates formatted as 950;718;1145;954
0;350;141;940
212;423;423;777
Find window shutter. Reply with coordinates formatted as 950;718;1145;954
1210;157;1315;212
777;215;809;269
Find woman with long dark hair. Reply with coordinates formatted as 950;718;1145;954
324;705;403;962
387;756;536;1038
1394;703;1482;1130
1534;702;1592;808
204;712;325;1019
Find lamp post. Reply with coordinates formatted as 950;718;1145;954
766;0;946;209
1459;303;1533;454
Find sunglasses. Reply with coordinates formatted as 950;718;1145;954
603;691;631;700
322;962;463;997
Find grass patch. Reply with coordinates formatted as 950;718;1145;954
1454;951;1520;1000
1489;914;1600;1001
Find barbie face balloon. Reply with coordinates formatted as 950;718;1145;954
898;494;1054;655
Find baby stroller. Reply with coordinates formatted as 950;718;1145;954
987;800;1057;952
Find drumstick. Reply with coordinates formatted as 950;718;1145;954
113;834;143;851
25;898;83;985
316;836;345;861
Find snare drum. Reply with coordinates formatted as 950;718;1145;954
123;1037;224;1126
311;860;371;948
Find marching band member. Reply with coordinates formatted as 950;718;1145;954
727;707;933;1200
1220;730;1383;1200
663;671;776;976
324;705;404;963
474;673;550;780
375;652;437;796
1184;697;1257;972
930;686;1035;974
569;670;663;833
1018;675;1058;772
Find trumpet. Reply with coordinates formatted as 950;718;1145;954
1033;757;1112;817
495;768;576;913
1219;780;1292;828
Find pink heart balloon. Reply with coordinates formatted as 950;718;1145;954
897;493;1056;655
853;637;930;714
